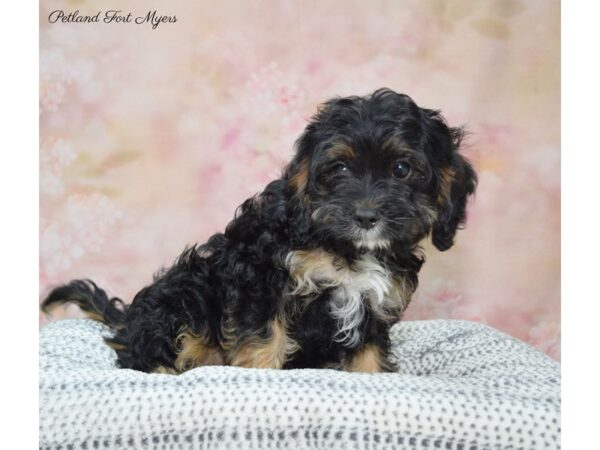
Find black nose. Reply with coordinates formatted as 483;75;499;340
354;208;380;230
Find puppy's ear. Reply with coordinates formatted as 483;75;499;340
421;111;477;251
284;122;318;199
284;155;310;198
281;151;315;243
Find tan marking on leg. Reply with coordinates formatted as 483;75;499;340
174;332;224;372
228;318;298;369
105;339;126;351
346;344;386;373
152;366;179;375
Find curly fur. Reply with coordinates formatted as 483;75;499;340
41;88;477;373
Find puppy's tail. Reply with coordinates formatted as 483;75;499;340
41;279;126;329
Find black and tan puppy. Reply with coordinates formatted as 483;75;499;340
42;88;476;374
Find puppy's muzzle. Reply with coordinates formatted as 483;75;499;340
353;207;380;230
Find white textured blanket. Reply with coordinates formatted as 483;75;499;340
39;319;560;449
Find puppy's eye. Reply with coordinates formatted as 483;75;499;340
392;161;411;179
330;161;349;174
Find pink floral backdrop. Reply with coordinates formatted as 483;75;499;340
39;0;560;360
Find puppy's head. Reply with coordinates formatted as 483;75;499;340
285;88;477;252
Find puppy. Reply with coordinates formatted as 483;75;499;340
42;88;476;374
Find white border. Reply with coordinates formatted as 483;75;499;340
562;1;600;449
0;2;39;448
4;1;596;448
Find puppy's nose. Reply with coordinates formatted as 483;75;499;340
354;208;380;230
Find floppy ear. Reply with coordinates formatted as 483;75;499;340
284;154;310;198
421;113;477;251
432;152;477;251
278;153;314;245
284;119;320;200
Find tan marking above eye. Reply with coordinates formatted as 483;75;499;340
327;142;356;160
320;144;356;176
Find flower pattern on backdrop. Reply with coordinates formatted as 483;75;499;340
39;0;560;360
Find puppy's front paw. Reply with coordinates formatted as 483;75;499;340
345;344;396;373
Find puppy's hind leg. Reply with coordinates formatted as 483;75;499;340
113;283;223;373
171;330;224;372
109;247;224;373
225;317;299;369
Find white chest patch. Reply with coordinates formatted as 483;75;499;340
285;249;408;347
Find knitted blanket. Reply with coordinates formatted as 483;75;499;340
39;319;560;449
